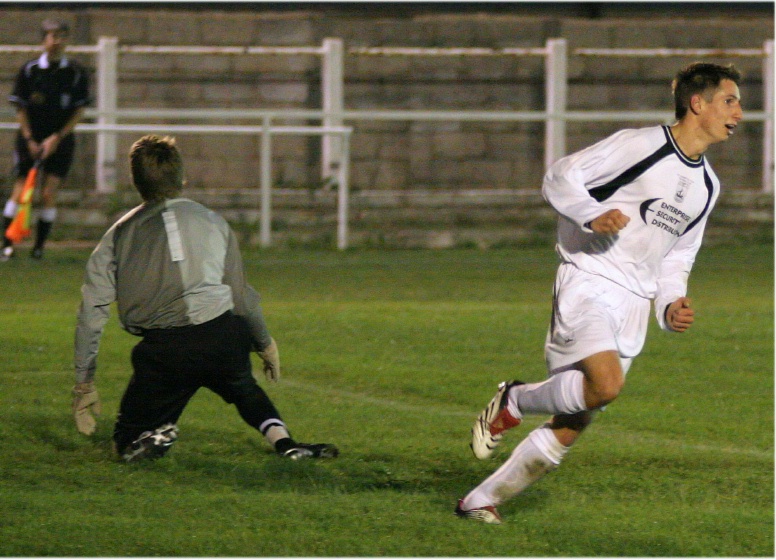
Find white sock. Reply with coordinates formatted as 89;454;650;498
262;422;290;446
3;200;17;219
39;207;57;223
462;425;569;510
507;369;586;418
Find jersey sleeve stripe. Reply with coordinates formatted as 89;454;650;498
588;143;674;202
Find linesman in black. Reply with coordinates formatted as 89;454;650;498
1;19;90;261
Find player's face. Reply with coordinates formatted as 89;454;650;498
43;30;68;60
698;79;743;144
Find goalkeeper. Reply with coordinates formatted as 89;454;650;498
72;134;338;462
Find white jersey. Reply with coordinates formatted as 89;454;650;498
542;125;720;330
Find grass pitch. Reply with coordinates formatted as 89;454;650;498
0;243;772;556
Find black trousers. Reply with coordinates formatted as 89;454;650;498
15;132;76;178
113;311;284;453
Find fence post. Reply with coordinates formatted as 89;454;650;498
544;38;568;171
259;116;272;248
96;36;118;193
321;38;344;186
337;130;351;250
763;39;773;193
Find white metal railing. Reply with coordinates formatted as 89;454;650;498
572;43;775;196
0;38;345;192
2;37;771;192
0;37;773;249
350;40;774;192
0;118;353;250
350;41;567;175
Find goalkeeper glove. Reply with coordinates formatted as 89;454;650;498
72;382;101;435
257;337;280;383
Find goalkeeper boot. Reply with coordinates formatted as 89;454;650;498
471;380;524;460
454;499;502;525
277;440;339;460
122;423;179;462
0;245;13;262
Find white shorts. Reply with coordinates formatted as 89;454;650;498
545;263;650;373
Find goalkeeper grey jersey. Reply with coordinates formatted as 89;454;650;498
542;125;720;330
75;198;271;382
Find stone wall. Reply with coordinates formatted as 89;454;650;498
0;7;772;191
0;6;772;247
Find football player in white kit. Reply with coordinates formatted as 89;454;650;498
456;62;743;524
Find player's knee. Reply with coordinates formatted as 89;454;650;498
579;352;625;408
588;375;624;407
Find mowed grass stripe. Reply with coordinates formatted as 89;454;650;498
279;377;774;461
1;245;771;557
14;362;773;461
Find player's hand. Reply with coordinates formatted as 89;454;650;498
257;337;280;382
26;139;42;159
589;209;630;235
40;133;61;160
72;381;101;435
666;297;694;332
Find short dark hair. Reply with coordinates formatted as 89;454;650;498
40;19;69;39
129;135;185;203
672;62;742;120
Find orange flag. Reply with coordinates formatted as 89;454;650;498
5;161;40;244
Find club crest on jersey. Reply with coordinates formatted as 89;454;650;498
675;176;692;203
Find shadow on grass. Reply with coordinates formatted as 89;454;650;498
5;409;554;519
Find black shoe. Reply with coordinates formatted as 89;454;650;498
121;423;179;462
30;247;43;259
280;442;339;460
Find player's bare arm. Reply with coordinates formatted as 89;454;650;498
15;108;41;159
41;107;85;160
665;297;694;332
589;208;630;234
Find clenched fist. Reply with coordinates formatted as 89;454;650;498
589;209;630;235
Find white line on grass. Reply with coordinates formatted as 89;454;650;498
34;369;769;461
278;378;773;461
278;378;476;418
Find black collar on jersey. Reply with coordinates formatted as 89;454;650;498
662;125;704;166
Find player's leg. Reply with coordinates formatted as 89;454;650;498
461;267;644;521
515;348;624;414
225;380;340;459
458;411;593;524
203;312;338;460
470;347;623;460
1;178;25;260
578;350;626;408
496;264;631;423
1;136;32;260
113;338;196;461
461;350;638;522
470;364;589;460
31;173;62;258
32;135;73;258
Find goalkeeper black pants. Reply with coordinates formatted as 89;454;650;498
113;310;285;453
